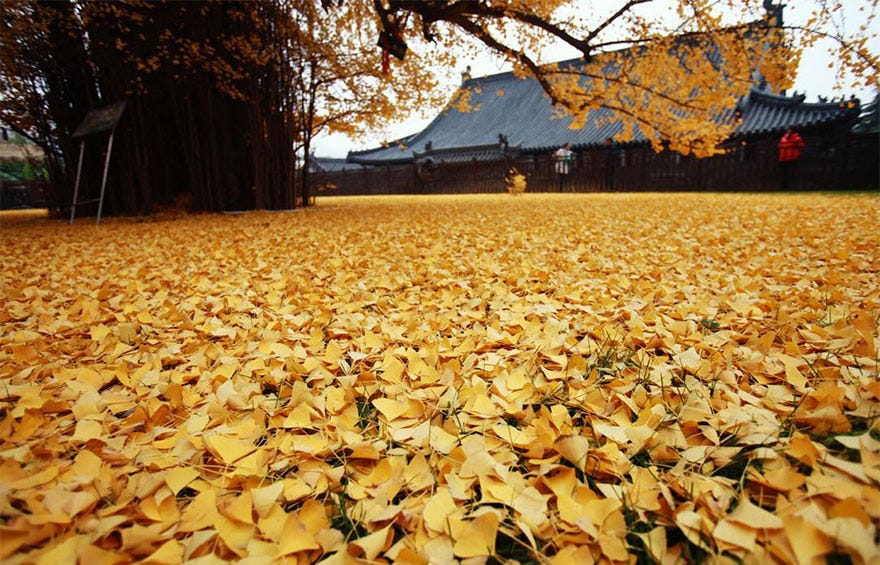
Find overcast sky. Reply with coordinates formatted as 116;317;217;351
314;2;879;158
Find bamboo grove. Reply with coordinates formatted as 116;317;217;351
2;2;291;213
0;0;442;215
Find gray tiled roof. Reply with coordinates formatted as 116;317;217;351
413;143;518;164
348;61;860;165
309;156;362;173
733;88;861;135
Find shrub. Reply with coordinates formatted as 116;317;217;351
505;167;526;195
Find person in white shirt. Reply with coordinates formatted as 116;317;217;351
554;143;573;191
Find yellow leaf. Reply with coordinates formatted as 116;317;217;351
90;325;112;341
593;423;629;445
713;519;756;551
348;524;393;560
221;492;254;524
278;512;320;555
828;498;872;526
599;533;629;561
323;340;343;363
372;398;409;421
77;544;127;565
783;514;834;563
204;435;256;465
676;347;703;373
549;545;596;565
140;495;176;523
141;539;184;564
786;432;820;466
452;511;500;558
423;489;458;533
634;527;668;565
298;499;331;534
428;425;459;454
392;547;430;565
68;448;102;479
164;467;199;495
725;498;783;530
42;488;99;519
72;420;103;442
179;490;217;533
380;355;406;382
674;507;711;552
480;474;514;504
257;504;288;544
215;514;253;556
554;434;590;473
748;466;805;492
12;344;40;364
34;535;79;565
251;482;284;518
512;487;549;529
778;354;808;390
10;465;58;489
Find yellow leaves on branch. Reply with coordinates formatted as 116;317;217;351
505;167;527;195
1;193;879;563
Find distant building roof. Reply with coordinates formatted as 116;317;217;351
308;156;362;173
0;129;44;161
733;87;861;136
349;62;860;166
853;94;879;134
414;142;519;164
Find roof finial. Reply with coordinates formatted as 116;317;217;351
461;66;472;85
763;0;785;27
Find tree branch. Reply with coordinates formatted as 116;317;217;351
444;16;574;111
386;0;593;57
584;0;653;45
781;24;880;72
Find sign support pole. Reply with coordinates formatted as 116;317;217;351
68;101;126;225
95;132;115;225
69;141;86;225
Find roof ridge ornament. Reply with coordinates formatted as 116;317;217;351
763;0;785;27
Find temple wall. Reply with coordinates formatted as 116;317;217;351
314;133;877;196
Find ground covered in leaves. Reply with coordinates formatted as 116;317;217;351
1;193;879;564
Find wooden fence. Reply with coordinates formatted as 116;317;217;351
3;135;874;210
0;180;49;210
313;133;878;196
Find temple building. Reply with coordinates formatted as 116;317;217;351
346;70;861;167
312;11;876;194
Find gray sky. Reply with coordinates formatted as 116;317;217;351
315;1;878;158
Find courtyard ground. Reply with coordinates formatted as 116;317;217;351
1;193;878;564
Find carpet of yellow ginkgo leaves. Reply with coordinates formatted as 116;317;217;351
1;193;879;565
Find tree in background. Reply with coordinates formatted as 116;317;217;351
2;1;294;213
290;0;444;205
1;0;877;215
1;1;95;212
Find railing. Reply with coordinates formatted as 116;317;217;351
313;133;878;196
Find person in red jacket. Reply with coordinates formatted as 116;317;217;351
778;128;805;189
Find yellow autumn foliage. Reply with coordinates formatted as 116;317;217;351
1;193;878;563
506;167;527;195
